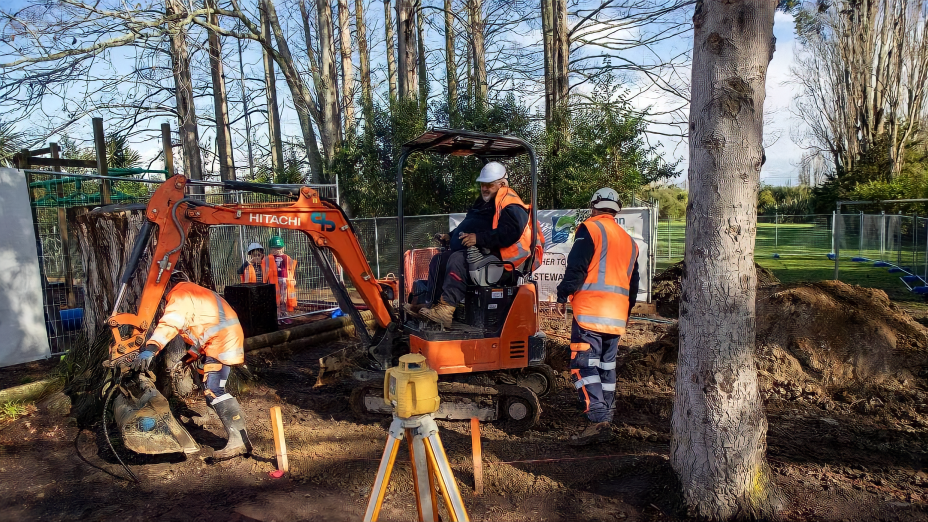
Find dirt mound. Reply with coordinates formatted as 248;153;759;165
653;261;779;318
625;280;928;397
755;281;928;390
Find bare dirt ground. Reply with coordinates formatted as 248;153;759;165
3;282;928;521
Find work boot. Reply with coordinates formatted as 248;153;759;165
211;397;253;459
403;302;426;319
419;298;455;328
568;421;612;446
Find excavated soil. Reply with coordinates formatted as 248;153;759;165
652;260;781;318
2;282;928;521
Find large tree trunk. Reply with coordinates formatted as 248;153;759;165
317;0;343;166
396;0;418;101
260;1;285;172
264;0;325;181
444;0;457;116
384;0;398;102
205;0;236;181
356;0;373;130
468;0;487;104
337;0;356;131
166;0;203;185
671;1;782;519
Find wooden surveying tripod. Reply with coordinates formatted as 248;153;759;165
364;413;469;522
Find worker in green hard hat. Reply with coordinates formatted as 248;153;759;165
268;235;298;324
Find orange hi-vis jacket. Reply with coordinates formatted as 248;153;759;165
147;282;245;365
269;254;298;311
569;214;639;336
240;256;275;285
492;187;545;271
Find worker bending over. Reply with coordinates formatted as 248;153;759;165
132;280;252;459
556;188;639;446
412;162;541;327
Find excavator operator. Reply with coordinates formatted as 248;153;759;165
131;278;253;459
409;162;537;327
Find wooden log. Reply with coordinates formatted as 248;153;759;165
247;319;376;358
270;406;289;472
0;378;61;405
243;310;374;351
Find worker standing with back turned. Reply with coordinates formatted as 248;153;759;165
131;279;252;459
555;188;640;446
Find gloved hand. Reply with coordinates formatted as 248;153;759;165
131;348;156;372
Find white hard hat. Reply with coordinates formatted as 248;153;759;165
476;162;507;183
247;242;264;254
590;188;621;213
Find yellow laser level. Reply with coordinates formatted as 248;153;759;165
383;354;440;418
365;354;470;522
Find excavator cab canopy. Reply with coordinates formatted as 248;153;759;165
400;128;534;159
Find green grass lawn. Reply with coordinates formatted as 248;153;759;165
654;219;928;303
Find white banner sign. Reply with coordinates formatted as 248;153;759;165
449;207;652;303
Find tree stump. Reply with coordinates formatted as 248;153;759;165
71;207;213;402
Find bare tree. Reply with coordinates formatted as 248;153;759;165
672;0;783;519
444;0;458;113
384;0;398;102
396;0;419;100
356;0;374;127
259;1;285;172
316;0;343;163
468;0;487;103
337;0;356;131
416;0;428;104
204;0;235;181
792;0;928;176
166;0;204;183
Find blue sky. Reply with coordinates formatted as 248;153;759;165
1;2;807;187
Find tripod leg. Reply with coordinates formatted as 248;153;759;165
407;431;439;522
364;433;402;522
424;433;470;522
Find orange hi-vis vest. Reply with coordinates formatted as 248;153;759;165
492;187;545;271
148;282;245;365
240;256;275;284
569;214;638;335
268;254;298;311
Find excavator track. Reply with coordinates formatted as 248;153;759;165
350;379;541;433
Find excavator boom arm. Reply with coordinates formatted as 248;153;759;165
106;175;397;365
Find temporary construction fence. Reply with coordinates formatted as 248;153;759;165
655;212;928;295
25;170;658;356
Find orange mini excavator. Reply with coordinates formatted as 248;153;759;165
105;129;553;455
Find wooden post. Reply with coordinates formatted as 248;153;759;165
162;123;175;177
470;417;483;495
270;406;289;473
92;117;111;205
50;143;76;308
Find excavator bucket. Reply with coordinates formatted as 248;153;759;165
112;375;199;455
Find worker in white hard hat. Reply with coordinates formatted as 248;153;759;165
555;188;639;446
409;161;540;327
237;242;273;284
